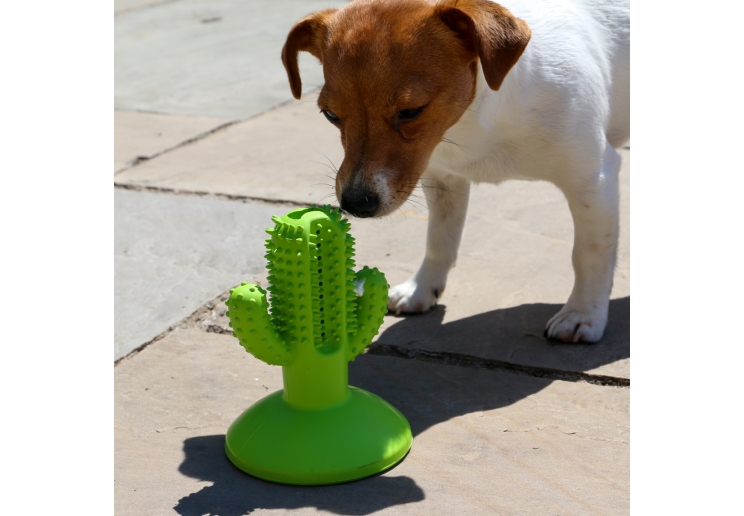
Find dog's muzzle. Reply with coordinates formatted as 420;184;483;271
340;189;379;218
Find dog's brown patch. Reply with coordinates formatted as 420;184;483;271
281;8;339;99
282;0;531;215
436;0;531;91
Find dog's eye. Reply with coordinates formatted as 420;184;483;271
398;106;425;120
323;110;340;123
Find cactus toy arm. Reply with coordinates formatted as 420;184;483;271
346;266;389;362
226;283;292;366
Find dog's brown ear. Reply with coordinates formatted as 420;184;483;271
281;9;338;99
436;0;531;91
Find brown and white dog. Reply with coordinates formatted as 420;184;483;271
281;0;630;342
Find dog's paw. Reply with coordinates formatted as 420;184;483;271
387;278;443;315
545;308;607;343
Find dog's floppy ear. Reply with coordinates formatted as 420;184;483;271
436;0;531;91
281;9;338;99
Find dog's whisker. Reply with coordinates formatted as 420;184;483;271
394;192;429;214
440;138;469;151
396;206;409;223
308;160;339;175
316;152;340;173
413;183;457;194
316;194;339;205
310;183;336;189
321;173;337;181
403;195;427;206
404;199;427;216
399;182;455;195
404;201;428;214
338;208;352;218
395;190;427;204
315;172;338;184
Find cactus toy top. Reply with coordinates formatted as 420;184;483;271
225;205;389;409
222;206;411;485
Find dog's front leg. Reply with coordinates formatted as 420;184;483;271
388;173;470;314
546;144;622;342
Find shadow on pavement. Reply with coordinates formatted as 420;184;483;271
174;435;424;516
175;297;628;515
376;296;630;375
348;297;629;439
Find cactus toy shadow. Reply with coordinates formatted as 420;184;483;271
223;206;412;485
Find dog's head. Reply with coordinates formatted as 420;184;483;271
282;0;530;217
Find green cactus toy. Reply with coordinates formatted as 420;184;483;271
223;205;413;485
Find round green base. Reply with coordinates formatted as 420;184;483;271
225;386;413;485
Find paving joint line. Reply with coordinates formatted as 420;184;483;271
114;329;170;367
365;343;630;387
115;287;241;367
114;119;239;175
113;182;330;208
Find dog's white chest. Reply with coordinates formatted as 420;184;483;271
429;108;528;184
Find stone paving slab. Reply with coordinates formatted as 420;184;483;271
114;110;226;173
114;188;283;360
115;328;629;515
115;95;344;205
115;99;629;377
115;0;349;119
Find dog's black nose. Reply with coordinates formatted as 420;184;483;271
340;190;379;218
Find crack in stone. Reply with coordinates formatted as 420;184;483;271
365;343;630;387
114;119;238;175
114;182;320;209
114;91;320;175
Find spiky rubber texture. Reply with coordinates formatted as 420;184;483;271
226;205;389;365
226;284;291;366
347;266;389;361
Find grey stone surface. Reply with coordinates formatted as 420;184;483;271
116;99;629;377
113;2;632;513
115;328;629;515
114;110;225;172
115;0;178;15
114;95;344;205
114;188;280;360
115;0;349;119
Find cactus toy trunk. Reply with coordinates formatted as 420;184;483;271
223;206;413;485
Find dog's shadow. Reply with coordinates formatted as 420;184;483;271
174;297;629;515
374;296;630;377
